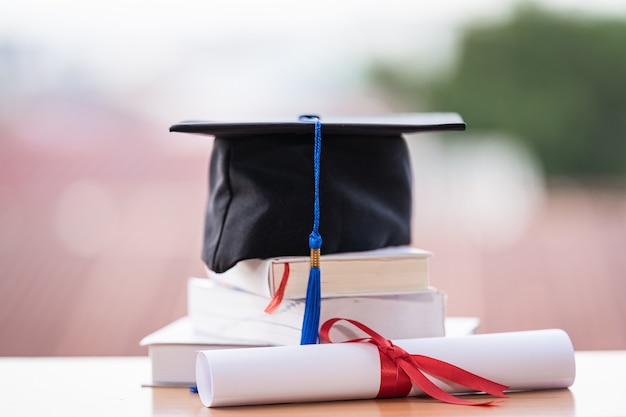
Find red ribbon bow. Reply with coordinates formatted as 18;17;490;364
319;318;509;406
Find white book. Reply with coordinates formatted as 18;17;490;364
139;316;267;386
207;246;432;300
187;277;446;346
140;315;479;386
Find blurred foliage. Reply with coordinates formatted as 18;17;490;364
370;4;626;180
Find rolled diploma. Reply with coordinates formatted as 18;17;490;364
196;328;575;407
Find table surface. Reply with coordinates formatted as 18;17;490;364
0;351;623;417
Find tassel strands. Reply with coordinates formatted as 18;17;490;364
300;116;323;345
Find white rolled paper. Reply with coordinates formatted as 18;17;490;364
196;328;575;407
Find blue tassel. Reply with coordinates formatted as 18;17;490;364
301;232;322;344
300;267;320;344
299;116;323;345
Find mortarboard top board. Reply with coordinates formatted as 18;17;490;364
170;113;465;138
170;113;465;275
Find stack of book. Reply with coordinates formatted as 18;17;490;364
141;246;476;386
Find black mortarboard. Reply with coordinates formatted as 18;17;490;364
170;113;465;344
170;113;465;273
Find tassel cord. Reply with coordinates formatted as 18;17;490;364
299;117;323;345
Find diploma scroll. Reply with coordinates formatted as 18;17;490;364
196;327;575;407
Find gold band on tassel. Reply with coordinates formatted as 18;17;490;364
310;248;321;268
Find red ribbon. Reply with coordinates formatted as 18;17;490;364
264;263;290;314
319;318;509;406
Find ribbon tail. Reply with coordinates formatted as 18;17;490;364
398;356;508;406
411;354;509;398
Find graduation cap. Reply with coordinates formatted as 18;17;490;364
170;113;465;344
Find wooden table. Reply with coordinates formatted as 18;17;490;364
0;351;623;416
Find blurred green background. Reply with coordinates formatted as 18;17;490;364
1;1;625;355
370;3;626;180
